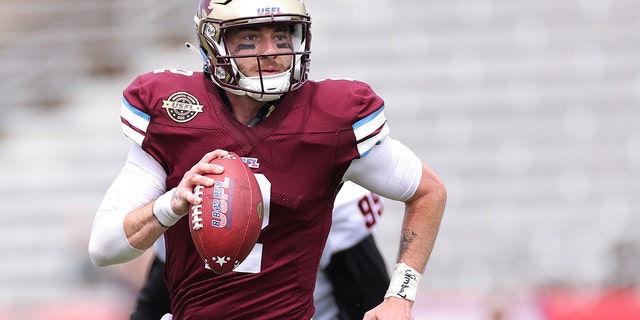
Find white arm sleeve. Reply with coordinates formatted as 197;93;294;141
88;144;168;267
343;137;422;202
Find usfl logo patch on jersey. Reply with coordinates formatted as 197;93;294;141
162;92;204;123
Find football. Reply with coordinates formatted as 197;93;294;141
188;152;264;274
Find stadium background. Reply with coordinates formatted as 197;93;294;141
1;0;639;319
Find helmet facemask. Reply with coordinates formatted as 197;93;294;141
197;14;311;101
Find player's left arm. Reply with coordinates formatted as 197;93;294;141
344;137;447;319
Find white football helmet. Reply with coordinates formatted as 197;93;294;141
196;0;312;101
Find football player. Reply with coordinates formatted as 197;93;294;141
130;182;389;320
88;0;446;319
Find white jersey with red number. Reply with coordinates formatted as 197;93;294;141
313;182;384;320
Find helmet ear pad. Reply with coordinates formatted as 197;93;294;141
197;20;234;86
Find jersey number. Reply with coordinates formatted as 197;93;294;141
212;174;271;274
359;193;383;229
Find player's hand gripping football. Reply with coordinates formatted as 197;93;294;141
172;149;229;215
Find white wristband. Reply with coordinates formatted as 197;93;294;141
152;188;182;228
384;262;422;301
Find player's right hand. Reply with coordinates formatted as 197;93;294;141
172;149;229;215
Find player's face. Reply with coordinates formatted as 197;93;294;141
224;24;294;77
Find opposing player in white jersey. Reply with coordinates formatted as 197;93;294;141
314;182;389;320
130;182;388;320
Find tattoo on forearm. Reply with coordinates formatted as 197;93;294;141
399;230;418;256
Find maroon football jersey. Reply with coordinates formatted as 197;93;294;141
120;69;388;319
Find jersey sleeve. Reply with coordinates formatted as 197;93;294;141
349;81;390;158
352;104;389;158
316;79;390;158
120;75;152;146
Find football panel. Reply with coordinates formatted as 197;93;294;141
188;152;264;274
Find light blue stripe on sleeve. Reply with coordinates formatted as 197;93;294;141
352;106;386;141
122;96;150;122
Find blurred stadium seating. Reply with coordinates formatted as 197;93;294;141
1;0;639;319
0;0;192;111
